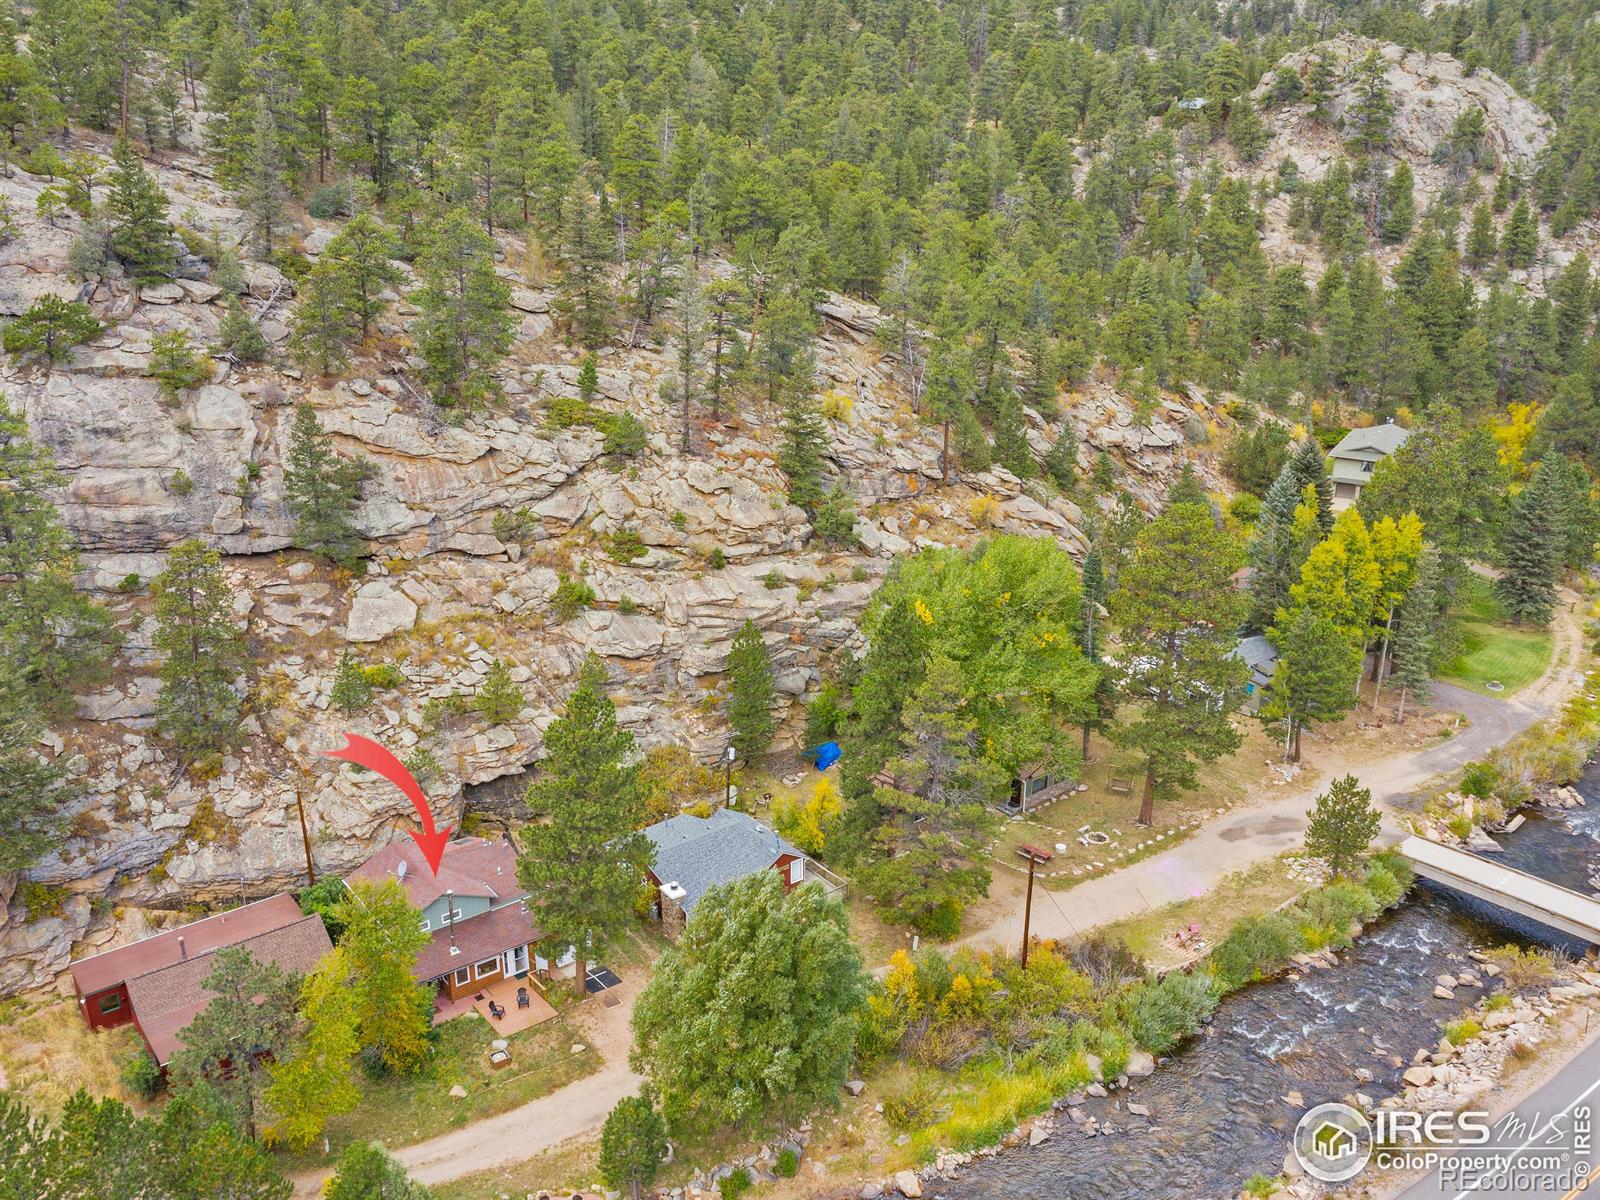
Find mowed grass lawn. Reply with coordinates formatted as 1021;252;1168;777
1439;576;1553;696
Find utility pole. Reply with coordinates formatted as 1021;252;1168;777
294;792;316;885
1022;853;1036;969
1016;845;1054;969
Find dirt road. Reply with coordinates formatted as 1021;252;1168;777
298;596;1586;1195
291;976;643;1197
959;591;1588;953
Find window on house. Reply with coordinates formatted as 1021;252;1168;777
474;958;500;980
1025;775;1050;797
419;918;431;932
789;858;804;885
1362;460;1374;473
97;992;122;1015
453;967;471;986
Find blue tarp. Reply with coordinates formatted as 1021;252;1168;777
812;741;841;770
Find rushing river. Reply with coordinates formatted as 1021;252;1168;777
940;788;1600;1200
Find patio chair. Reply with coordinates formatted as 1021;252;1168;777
488;1000;506;1020
517;987;530;1009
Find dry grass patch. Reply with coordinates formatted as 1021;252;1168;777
1096;854;1309;971
0;996;144;1115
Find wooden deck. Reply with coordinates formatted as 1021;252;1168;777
469;974;558;1036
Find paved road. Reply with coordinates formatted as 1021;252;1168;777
1393;1030;1600;1199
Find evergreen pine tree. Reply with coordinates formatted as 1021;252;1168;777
152;540;248;755
1043;419;1077;490
778;383;828;515
475;658;525;724
147;329;209;402
599;1093;668;1200
1495;463;1562;625
411;208;516;410
2;295;100;364
1391;545;1439;719
329;649;372;712
0;399;118;713
321;213;402;340
517;654;653;995
863;654;1004;932
555;186;614;349
216;296;267;362
1501;199;1538;268
1110;504;1249;825
242;97;290;257
726;619;775;761
1262;606;1362;761
991;388;1034;479
1380;161;1415;244
1304;774;1381;879
289;267;351;376
283;404;371;568
1549;456;1598;568
105;135;173;280
0;676;72;872
1287;440;1334;534
1465;204;1496;269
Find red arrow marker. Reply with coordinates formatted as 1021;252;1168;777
323;733;452;875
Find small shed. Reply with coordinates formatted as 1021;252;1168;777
1232;635;1280;712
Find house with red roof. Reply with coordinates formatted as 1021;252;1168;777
67;893;332;1066
347;835;542;1003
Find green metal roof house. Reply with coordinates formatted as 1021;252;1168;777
1327;422;1410;512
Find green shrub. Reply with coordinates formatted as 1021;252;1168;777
168;468;194;496
763;569;784;590
774;1148;798;1177
1209;912;1302;991
912;898;964;940
362;663;407;689
307;181;354;218
608;528;648;563
618;595;638;615
1483;991;1513;1012
1242;1175;1277;1199
544;395;600;430
120;1047;164;1100
602;412;648;456
492;507;538;545
1363;863;1404;908
551;574;596;621
298;877;351;940
18;882;66;919
717;1168;751;1200
1122;971;1218;1054
1459;760;1499;799
1444;1018;1482;1044
882;1072;948;1131
812;487;858;545
708;546;726;569
1299;880;1381;934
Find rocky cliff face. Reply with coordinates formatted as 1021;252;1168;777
0;132;1222;996
1242;37;1575;285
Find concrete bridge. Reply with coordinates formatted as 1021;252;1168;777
1399;836;1600;944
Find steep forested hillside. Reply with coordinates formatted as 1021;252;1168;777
2;0;1600;1001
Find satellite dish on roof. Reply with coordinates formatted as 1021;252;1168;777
396;859;408;879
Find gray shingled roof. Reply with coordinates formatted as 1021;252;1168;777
642;808;802;913
1329;423;1410;460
